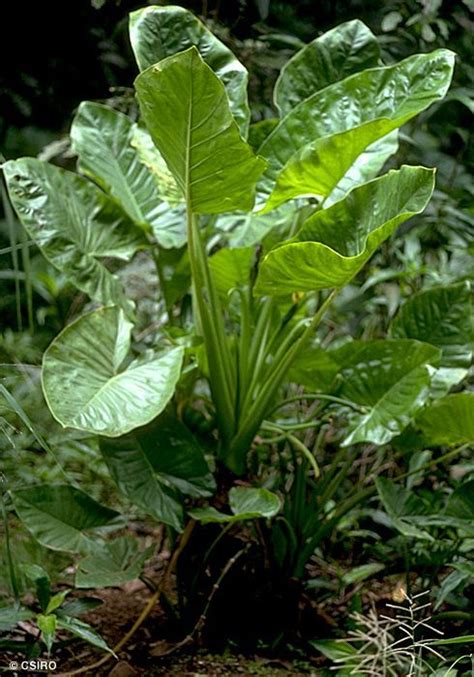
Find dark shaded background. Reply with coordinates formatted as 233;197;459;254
2;0;472;159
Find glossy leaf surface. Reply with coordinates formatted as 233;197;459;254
261;121;400;212
275;20;381;116
324;132;398;207
130;5;250;134
10;485;119;553
416;393;474;446
42;307;184;437
70;102;185;248
255;167;434;295
135;47;265;214
3;158;147;309
292;340;440;445
259;49;454;194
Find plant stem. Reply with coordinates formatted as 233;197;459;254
186;208;235;445
226;290;338;473
268;393;366;415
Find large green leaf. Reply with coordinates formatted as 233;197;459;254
255;166;434;295
70;102;186;249
129;4;250;134
261;121;400;212
100;433;183;531
324;132;398;208
290;340;441;445
189;486;281;524
274;20;381;117
331;340;441;446
391;282;472;396
99;413;215;530
391;282;472;368
75;536;154;588
415;393;474;446
10;485;119;553
259;49;454;195
135;47;266;214
127;413;215;498
3;158;146;310
42;306;184;437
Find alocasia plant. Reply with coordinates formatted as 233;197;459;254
3;3;472;625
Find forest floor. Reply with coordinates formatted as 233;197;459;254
52;584;321;675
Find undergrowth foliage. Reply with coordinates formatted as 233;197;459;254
0;4;473;669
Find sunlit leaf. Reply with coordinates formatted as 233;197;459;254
130;5;250;134
255;166;434;295
3;159;147;311
70;102;186;248
42;306;184;437
275;20;381;116
135;47;265;214
259;49;454;196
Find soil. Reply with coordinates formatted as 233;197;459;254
52;583;322;676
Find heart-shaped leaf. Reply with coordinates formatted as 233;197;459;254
42;306;184;436
135;47;266;214
37;614;56;654
291;340;440;445
129;5;250;134
255;166;434;295
274;20;381;116
70;102;186;249
10;485;119;553
3;158;147;310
